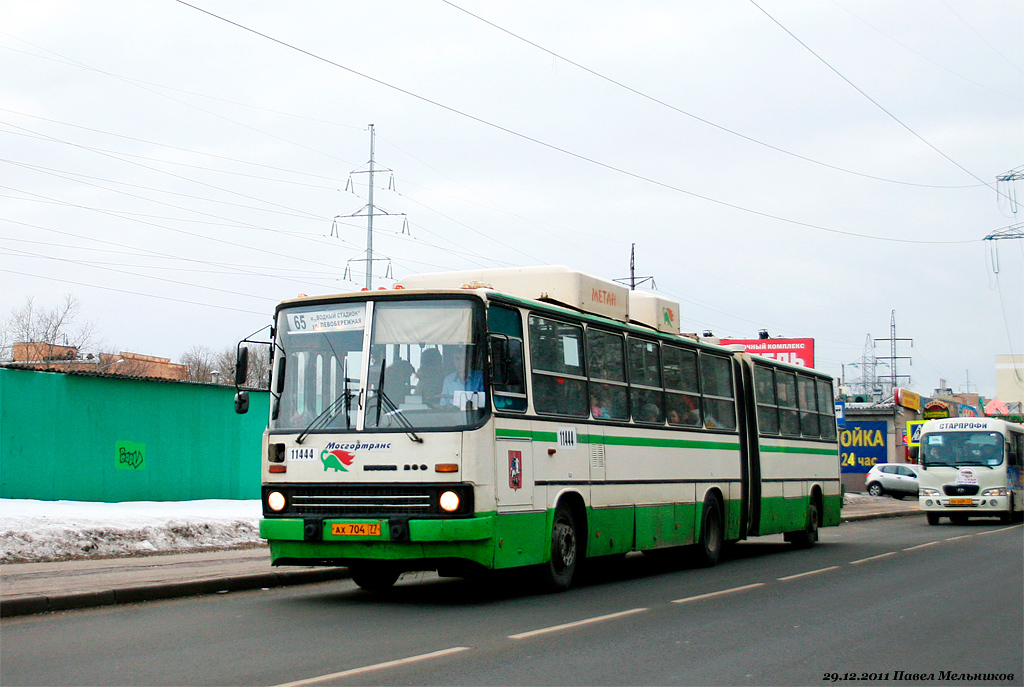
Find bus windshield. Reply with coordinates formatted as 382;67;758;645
270;298;487;433
920;431;1004;467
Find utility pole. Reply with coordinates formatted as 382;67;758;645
336;125;407;289
613;244;655;290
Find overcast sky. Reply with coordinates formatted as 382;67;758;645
2;1;1021;398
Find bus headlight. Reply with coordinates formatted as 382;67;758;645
919;488;940;497
267;491;287;512
439;490;460;513
981;487;1009;497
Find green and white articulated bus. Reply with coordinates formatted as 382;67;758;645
917;417;1024;526
235;266;842;591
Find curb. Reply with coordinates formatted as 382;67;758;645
0;567;349;618
841;509;921;523
1;510;919;618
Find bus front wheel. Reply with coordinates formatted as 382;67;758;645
926;513;941;526
539;504;578;592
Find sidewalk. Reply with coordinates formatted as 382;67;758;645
1;496;919;618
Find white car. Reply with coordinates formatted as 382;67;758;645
864;463;920;499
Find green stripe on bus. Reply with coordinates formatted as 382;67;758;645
495;427;739;451
759;444;839;456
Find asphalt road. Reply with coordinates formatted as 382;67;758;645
2;517;1021;687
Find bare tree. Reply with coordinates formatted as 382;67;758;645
1;295;98;361
180;345;218;383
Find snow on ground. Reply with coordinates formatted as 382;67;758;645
2;493;878;563
0;499;262;563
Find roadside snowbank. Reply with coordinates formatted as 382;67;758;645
0;499;262;563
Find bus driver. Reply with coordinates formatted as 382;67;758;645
441;346;484;408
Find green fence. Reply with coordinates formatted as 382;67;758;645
0;368;268;502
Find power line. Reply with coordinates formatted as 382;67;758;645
174;0;982;246
441;0;985;190
0;268;268;316
749;0;1007;200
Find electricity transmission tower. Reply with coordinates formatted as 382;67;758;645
335;124;408;289
846;334;886;399
613;244;655;290
874;309;912;397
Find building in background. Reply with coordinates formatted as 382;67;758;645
9;342;187;381
995;354;1024;413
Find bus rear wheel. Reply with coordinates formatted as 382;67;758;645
349;563;401;592
693;496;723;567
785;498;820;548
539;504;578;592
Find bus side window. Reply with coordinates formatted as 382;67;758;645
586;328;628;421
663;345;701;427
776;371;800;436
529;314;588;417
628;337;664;424
754;365;779;435
488;305;527;412
797;375;819;437
816;378;837;440
699;353;736;430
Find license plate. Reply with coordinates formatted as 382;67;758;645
948;498;973;506
331;522;381;536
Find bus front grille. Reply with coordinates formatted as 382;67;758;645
943;485;979;496
262;484;473;518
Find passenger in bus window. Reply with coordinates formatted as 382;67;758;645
416;348;444;406
591;390;610;419
641;402;662;423
440;347;483;406
384;357;415;402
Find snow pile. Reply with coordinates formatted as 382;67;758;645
843;492;875;505
0;499;262;563
2;492;883;563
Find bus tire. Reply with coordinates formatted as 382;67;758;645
926;513;941;526
694;495;724;567
786;497;820;548
539;504;578;592
349;563;400;592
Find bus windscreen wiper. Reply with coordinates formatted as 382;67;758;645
374;354;423;443
295;383;357;444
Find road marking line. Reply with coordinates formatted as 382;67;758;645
777;566;840;581
849;552;898;565
273;647;471;686
978;525;1023;536
508;607;648;639
903;541;939;551
671;582;765;604
944;535;971;542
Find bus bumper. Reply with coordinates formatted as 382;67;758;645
260;514;498;568
918;495;1014;515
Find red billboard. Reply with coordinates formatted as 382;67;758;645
719;338;815;368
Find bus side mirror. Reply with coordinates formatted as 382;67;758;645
235;346;249;387
274;356;287;394
234;390;250;414
490;336;523;388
